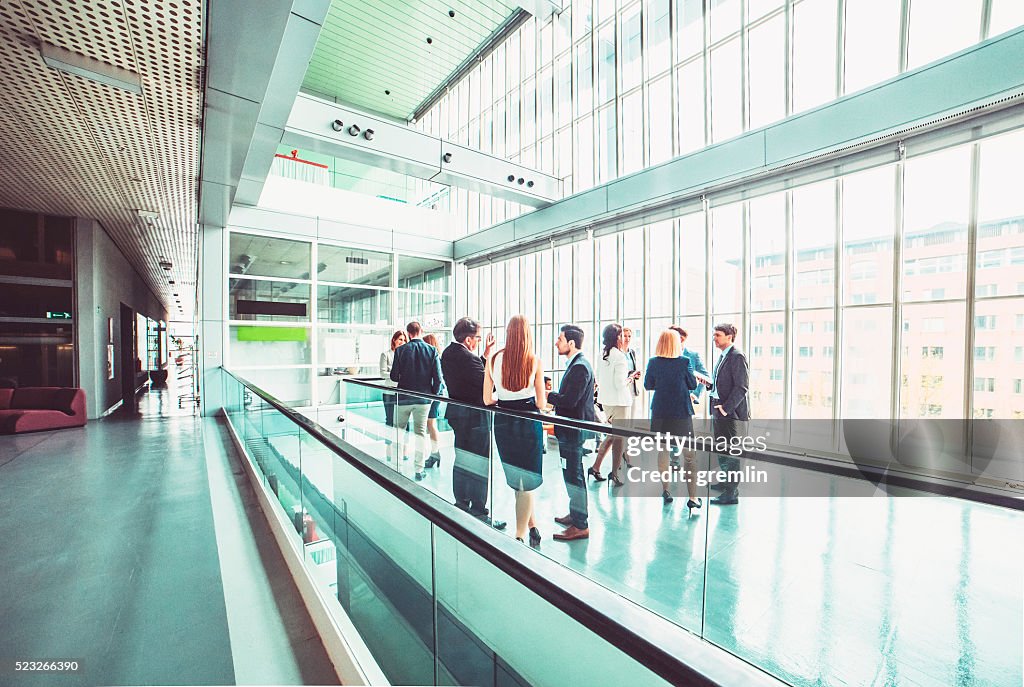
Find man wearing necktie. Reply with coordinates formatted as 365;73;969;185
706;323;750;505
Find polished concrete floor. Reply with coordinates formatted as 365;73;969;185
321;405;1024;687
0;386;338;687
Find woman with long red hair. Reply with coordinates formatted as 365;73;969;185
484;314;546;545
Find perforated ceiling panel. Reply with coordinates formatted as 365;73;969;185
0;0;202;319
303;0;519;120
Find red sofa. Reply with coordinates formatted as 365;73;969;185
0;387;87;434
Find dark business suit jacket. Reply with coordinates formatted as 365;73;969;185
710;348;750;421
390;338;442;403
547;353;598;427
440;342;485;405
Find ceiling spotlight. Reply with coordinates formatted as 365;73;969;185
331;119;344;131
39;41;143;94
507;174;515;182
517;177;525;185
136;209;159;220
426;37;433;44
527;180;535;188
384;89;390;96
159;260;172;270
442;152;453;163
363;129;375;141
449;10;455;18
168;280;176;284
348;124;360;136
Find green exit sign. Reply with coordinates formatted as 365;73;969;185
46;311;72;319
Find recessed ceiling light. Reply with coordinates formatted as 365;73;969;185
136;209;159;220
39;42;143;94
279;260;291;265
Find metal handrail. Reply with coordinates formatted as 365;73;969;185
346;377;1024;510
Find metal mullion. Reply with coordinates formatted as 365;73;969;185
836;0;847;98
702;0;712;146
739;0;748;134
784;0;793;118
832;176;843;449
318;281;391;291
980;0;993;39
227;273;312;285
782;191;793;432
703;195;713;404
672;215;680;323
641;223;649;362
311;240;319;408
898;0;911;73
964;144;982;425
891;142;907;420
223;225;231;372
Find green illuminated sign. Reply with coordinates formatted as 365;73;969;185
46;311;72;319
236;326;307;342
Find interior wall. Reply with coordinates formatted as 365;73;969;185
198;204;455;416
76;218;169;418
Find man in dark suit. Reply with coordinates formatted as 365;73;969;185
390;321;443;481
548;324;597;541
441;317;505;530
707;323;750;505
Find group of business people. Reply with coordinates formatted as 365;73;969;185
382;314;750;546
626;323;750;509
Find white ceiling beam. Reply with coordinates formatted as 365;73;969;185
283;94;561;207
517;0;564;17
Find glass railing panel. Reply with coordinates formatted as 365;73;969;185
224;371;1022;687
302;439;436;685
698;448;1024;687
432;526;674;687
259;401;305;553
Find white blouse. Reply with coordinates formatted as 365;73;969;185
379;349;397;388
595;346;633;407
490;351;538;401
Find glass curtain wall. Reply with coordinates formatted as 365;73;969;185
226;231;452;407
418;0;1021;237
465;129;1024;455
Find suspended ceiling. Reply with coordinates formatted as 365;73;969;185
302;0;521;120
0;0;202;319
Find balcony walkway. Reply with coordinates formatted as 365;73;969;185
0;384;338;686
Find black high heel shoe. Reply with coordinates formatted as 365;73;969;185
687;497;703;515
529;527;542;545
587;467;607;482
662;490;674;504
424;453;441;469
608;470;624;487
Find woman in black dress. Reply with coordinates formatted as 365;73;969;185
484;314;546;545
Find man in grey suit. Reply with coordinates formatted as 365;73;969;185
706;323;750;505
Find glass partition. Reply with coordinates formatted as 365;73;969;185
222;370;1023;687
